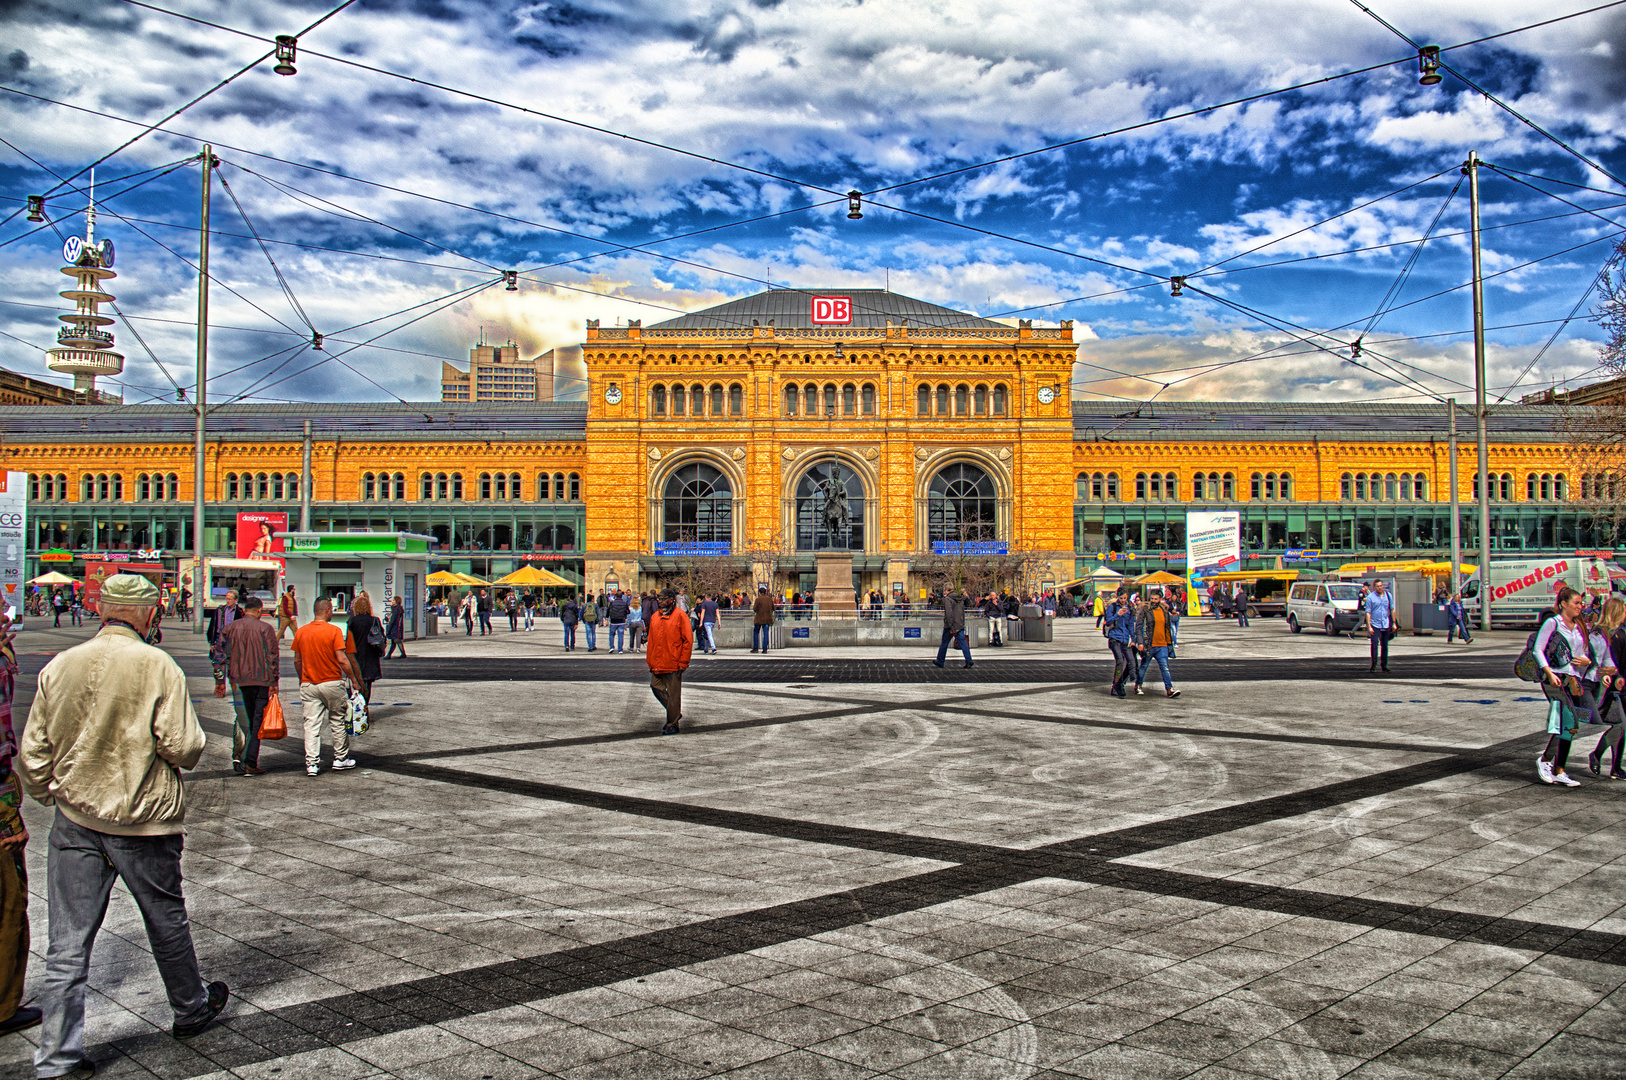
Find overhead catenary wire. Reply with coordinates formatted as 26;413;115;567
215;170;319;334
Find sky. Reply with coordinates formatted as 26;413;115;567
1;0;1624;407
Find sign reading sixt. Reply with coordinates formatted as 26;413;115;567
810;296;852;324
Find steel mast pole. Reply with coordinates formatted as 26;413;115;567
1468;151;1493;633
1449;397;1461;597
191;146;214;635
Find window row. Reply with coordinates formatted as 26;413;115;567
224;472;300;502
406;472;583;502
1580;473;1618;501
915;383;1008;418
1074;471;1290;502
651;382;744;418
1527;472;1568;501
29;473;69;502
785;382;877;418
1340;472;1428;502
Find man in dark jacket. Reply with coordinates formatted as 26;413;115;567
606;589;632;654
751;586;775;653
559;596;579;651
476;589;493;636
205;590;243;647
934;590;974;669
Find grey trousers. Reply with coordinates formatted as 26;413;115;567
36;813;209;1077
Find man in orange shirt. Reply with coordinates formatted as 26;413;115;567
290;598;362;776
645;588;693;735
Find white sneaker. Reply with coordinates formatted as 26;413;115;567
307;765;320;777
331;758;357;771
1135;686;1145;696
1536;757;1554;784
1553;771;1581;787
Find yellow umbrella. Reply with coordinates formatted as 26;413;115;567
28;571;76;585
426;570;465;587
1135;570;1187;585
456;573;493;587
496;564;574;588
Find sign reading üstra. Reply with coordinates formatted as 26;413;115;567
810;296;852;324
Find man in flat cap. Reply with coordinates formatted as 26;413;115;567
20;574;228;1078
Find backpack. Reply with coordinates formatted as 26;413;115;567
365;618;386;649
582;602;598;623
1514;625;1584;682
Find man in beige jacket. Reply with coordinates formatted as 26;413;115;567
20;574;228;1078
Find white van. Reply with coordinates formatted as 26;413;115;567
1286;580;1366;635
1462;555;1626;627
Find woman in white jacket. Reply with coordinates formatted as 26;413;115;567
1534;587;1613;786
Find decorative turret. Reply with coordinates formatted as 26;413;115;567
46;177;123;394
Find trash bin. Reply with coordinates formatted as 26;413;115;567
427;612;438;636
1004;614;1024;642
1019;604;1053;643
1411;602;1449;636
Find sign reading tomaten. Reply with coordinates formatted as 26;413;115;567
810;296;852;324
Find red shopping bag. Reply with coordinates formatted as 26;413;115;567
260;693;287;740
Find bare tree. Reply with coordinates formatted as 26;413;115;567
1555;237;1626;542
739;528;793;596
1598;237;1626;376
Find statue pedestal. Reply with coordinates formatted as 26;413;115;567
812;552;856;613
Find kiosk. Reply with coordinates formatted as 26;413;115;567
275;531;432;640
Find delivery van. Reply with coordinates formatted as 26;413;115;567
1462;555;1626;627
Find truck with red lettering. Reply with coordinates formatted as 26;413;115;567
1462;555;1626;626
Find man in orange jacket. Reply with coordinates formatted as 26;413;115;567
645;588;693;735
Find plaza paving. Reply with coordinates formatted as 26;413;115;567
0;614;1622;1078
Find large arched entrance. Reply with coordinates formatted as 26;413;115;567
662;462;734;546
794;460;865;552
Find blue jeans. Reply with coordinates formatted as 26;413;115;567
1447;611;1472;642
562;622;576;648
583;622;597;650
37;814;211;1076
608;623;625;651
936;629;972;666
752;624;771;651
700;623;716;652
1138;645;1173;689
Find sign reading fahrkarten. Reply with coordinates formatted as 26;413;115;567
810;296;852;324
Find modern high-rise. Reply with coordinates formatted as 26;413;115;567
441;342;556;402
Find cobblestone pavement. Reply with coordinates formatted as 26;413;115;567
0;617;1620;1078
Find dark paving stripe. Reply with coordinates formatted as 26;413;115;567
350;654;1519;685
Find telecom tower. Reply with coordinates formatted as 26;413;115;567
46;175;124;394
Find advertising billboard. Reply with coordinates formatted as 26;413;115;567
235;512;288;561
0;472;26;613
1186;510;1240;616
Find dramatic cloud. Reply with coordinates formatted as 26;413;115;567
0;0;1620;405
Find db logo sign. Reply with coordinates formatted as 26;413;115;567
810;296;851;324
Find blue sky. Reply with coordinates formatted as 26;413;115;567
1;0;1623;406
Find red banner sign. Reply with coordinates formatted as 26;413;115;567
810;296;851;324
236;512;288;561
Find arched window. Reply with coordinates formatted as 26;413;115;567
784;384;799;416
252;473;266;500
553;472;565;500
1076;472;1091;499
823;383;837;417
1135;472;1148;501
1265;473;1277;500
479;472;492;501
804;383;818;416
496;473;508;500
974;384;988;416
1279;472;1291;501
955;384;970;416
364;473;377;501
842;383;856;416
27;474;37;502
862;383;876;416
1399;474;1412;501
795;460;865;551
693;383;706;415
272;473;285;501
652;385;667;416
1413;474;1425;500
729;383;743;416
936;384;950;416
662;462;733;546
569;473;581;501
508;473;520;501
1341;473;1352;500
1384;473;1397;501
992;384;1007;415
451;473;463;500
917;384;931;416
1192;473;1206;500
1251;472;1263;501
1355;473;1367;501
1107;473;1120;501
136;474;150;501
1093;472;1105;501
710;383;724;416
927;463;998;543
1166;472;1181;502
223;474;237;501
1222;472;1234;500
537;474;549;501
1554;473;1566;500
422;473;433;500
111;474;122;500
434;473;448;501
671;384;686;416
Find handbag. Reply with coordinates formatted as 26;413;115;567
365;617;386;649
260;692;287;740
345;682;369;736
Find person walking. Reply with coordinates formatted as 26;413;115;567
477;588;494;636
68;594;82;628
291;598;362;777
698;593;719;654
522;591;535;631
1134;592;1181;698
277;585;299;641
20;575;229;1075
751;585;774;653
560;595;579;651
1104;591;1136;698
606;588;631;654
0;612;38;1042
505;592;519;632
1366;579;1396;673
934;589;974;669
448;589;461;629
461;590;476;636
581;592;599;651
646;588;693;735
1233;584;1249;628
1590;596;1626;779
210;595;280;777
51;591;66;628
345;594;386;705
205;589;242;646
1446;591;1472;644
385;595;407;658
1535;586;1608;786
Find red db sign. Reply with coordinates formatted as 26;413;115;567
811;296;851;324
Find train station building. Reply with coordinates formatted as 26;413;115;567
0;287;1604;596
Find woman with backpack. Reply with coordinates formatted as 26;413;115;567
1589;597;1626;780
1532;586;1613;786
345;593;386;704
